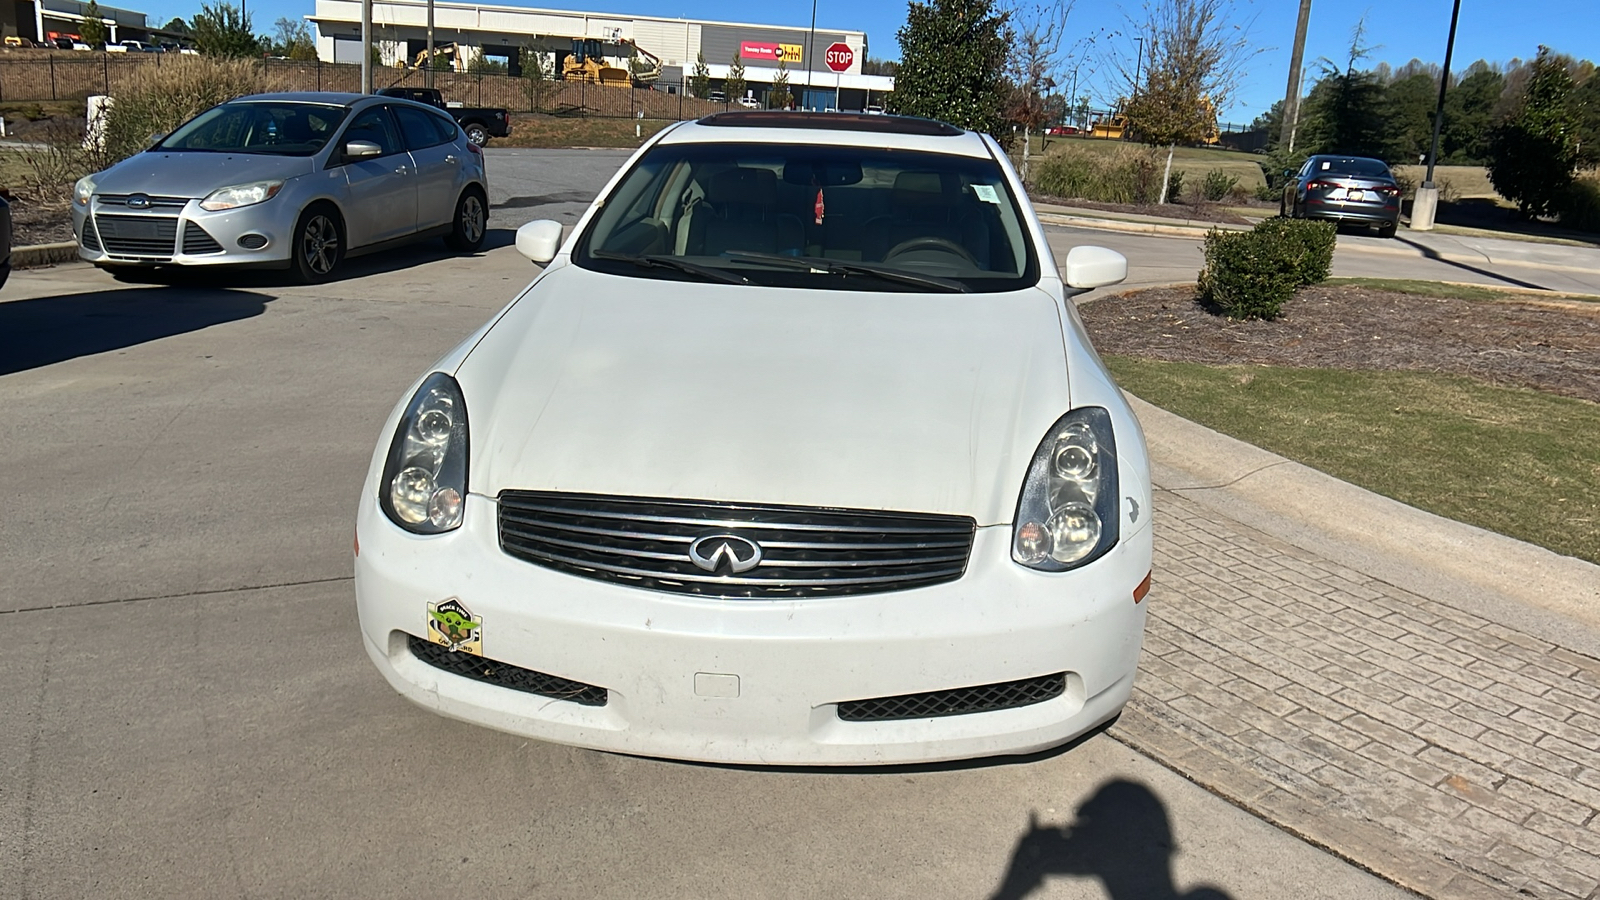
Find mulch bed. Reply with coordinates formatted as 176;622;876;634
10;197;75;246
1078;284;1600;405
1031;195;1263;226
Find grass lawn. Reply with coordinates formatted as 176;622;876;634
1018;136;1269;191
501;114;674;148
1324;277;1600;303
1391;164;1497;199
1106;357;1600;565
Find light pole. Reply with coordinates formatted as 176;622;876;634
424;0;435;88
1412;0;1462;231
1133;36;1144;98
805;0;817;111
360;0;371;94
1279;0;1312;153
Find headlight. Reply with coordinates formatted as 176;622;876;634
379;373;469;534
1012;407;1119;571
74;175;96;207
199;180;284;211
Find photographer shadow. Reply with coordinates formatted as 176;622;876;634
990;779;1233;900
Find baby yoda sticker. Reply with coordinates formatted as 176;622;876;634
427;598;483;656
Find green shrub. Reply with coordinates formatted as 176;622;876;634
102;57;279;165
1165;169;1184;203
1254;183;1278;202
1558;176;1600;233
1198;227;1300;320
1200;168;1239;202
1029;144;1165;204
1253;217;1337;285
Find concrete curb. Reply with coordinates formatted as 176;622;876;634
12;240;79;269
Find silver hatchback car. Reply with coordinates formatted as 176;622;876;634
72;92;490;282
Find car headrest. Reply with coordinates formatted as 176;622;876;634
781;159;863;186
892;171;949;208
706;167;778;205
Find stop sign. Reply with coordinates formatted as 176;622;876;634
825;42;854;73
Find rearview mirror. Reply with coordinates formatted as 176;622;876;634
516;219;565;265
1062;246;1128;291
344;140;382;159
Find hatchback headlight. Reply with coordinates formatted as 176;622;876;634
380;373;469;534
74;175;96;207
199;180;283;211
1012;408;1119;571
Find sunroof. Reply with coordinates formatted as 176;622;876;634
696;111;964;137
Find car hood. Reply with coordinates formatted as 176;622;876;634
455;265;1073;526
95;152;317;199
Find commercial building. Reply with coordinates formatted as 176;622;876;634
309;0;894;110
5;0;164;45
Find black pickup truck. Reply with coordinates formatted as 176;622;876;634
374;87;511;147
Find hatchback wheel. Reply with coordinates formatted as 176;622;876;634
465;123;489;146
445;190;487;252
293;206;343;283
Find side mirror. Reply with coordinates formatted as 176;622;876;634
344;140;382;159
146;131;167;147
516;219;565;265
1062;246;1128;290
1282;169;1294;178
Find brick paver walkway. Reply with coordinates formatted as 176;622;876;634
1109;487;1600;900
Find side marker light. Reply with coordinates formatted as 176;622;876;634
1133;571;1152;604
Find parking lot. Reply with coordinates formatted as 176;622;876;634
0;148;1436;899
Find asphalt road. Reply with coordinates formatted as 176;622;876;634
0;147;1481;900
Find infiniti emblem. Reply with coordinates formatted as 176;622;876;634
687;534;763;574
126;194;151;209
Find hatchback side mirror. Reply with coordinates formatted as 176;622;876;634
1062;246;1128;290
516;219;565;265
344;140;382;160
1283;169;1294;178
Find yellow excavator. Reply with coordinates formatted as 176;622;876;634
561;38;662;87
412;42;464;72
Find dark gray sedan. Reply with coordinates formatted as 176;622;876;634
1282;155;1402;238
71;92;489;282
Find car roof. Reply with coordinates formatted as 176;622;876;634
661;112;994;158
232;91;371;106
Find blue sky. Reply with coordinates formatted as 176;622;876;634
146;0;1599;123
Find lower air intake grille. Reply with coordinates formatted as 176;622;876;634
93;214;178;256
497;491;975;600
407;634;608;706
837;673;1067;722
79;219;101;252
182;223;224;254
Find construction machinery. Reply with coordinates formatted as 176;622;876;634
561;37;662;87
412;42;464;72
1089;113;1129;140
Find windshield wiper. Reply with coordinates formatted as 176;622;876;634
592;251;748;285
723;251;969;293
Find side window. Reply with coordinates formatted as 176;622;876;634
393;104;446;151
341;106;403;158
431;113;461;145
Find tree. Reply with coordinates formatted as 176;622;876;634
689;51;710;99
1299;20;1390;161
1441;64;1504;163
79;1;109;46
887;0;1012;138
1004;1;1074;178
467;50;507;74
271;16;317;60
769;56;791;109
725;53;746;104
1382;71;1437;163
1488;46;1584;218
163;17;192;35
522;47;552;111
191;1;261;58
1117;0;1260;203
1572;69;1600;167
861;57;900;76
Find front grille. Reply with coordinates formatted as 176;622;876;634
92;214;178;256
79;219;101;252
182;223;224;254
497;491;976;599
96;194;189;209
407;634;608;706
837;673;1067;722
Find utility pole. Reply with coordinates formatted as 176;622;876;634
1279;0;1312;153
360;0;371;93
424;0;435;88
1133;36;1144;97
1412;0;1462;230
805;0;817;110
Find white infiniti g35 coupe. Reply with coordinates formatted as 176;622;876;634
354;111;1153;765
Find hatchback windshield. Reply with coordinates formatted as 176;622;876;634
1316;157;1393;178
576;142;1039;292
157;101;349;156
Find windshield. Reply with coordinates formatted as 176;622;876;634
1317;157;1393;178
575;141;1039;292
157;102;349;156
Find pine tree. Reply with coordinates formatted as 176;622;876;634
725;53;745;105
80;1;110;46
689;51;710;99
886;0;1012;138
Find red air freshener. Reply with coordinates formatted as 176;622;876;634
814;187;825;225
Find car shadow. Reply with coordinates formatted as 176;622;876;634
0;285;274;377
1390;234;1554;291
988;779;1234;900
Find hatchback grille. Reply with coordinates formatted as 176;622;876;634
837;673;1067;722
497;491;975;599
79;219;101;252
97;194;189;209
182;223;224;255
93;214;178;256
407;634;608;706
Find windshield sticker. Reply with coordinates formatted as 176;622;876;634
427;598;483;656
1320;161;1331;170
814;187;825;225
972;184;1001;204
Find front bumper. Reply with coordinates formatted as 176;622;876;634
72;195;294;267
355;495;1151;765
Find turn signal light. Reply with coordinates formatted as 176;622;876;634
1133;571;1152;604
